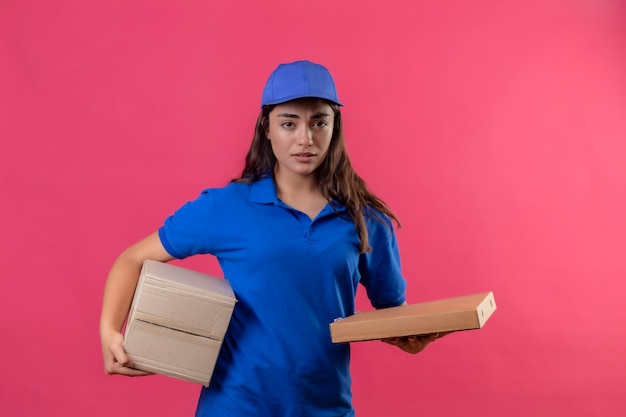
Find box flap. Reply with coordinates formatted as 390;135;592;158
125;319;223;386
128;260;236;339
143;260;236;303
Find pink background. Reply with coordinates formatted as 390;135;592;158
2;1;626;416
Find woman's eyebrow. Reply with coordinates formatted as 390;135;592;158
275;112;331;119
310;112;331;119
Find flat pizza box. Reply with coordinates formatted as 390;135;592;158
330;292;496;343
124;260;236;386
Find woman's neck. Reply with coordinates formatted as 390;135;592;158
273;165;320;194
273;169;327;219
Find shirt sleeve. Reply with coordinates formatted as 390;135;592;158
358;213;407;309
158;189;216;259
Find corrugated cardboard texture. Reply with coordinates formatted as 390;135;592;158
330;291;496;343
124;260;237;386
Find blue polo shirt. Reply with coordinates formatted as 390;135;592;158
159;175;406;417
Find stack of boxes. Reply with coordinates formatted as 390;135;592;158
124;260;237;386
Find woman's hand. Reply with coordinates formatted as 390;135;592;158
381;332;450;354
100;232;173;377
101;328;152;377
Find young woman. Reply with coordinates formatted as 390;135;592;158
100;60;441;417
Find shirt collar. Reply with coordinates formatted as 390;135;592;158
249;175;347;213
249;175;277;204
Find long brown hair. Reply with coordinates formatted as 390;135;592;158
233;102;400;253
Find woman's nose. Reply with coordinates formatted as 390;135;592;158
297;127;313;146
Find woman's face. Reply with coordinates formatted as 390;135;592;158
266;98;334;181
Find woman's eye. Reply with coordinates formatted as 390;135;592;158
281;121;294;128
313;121;328;127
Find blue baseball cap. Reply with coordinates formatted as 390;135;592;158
261;60;343;107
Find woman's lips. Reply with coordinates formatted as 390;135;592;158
292;152;316;162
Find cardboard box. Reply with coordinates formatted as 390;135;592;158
124;260;236;386
329;292;496;343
